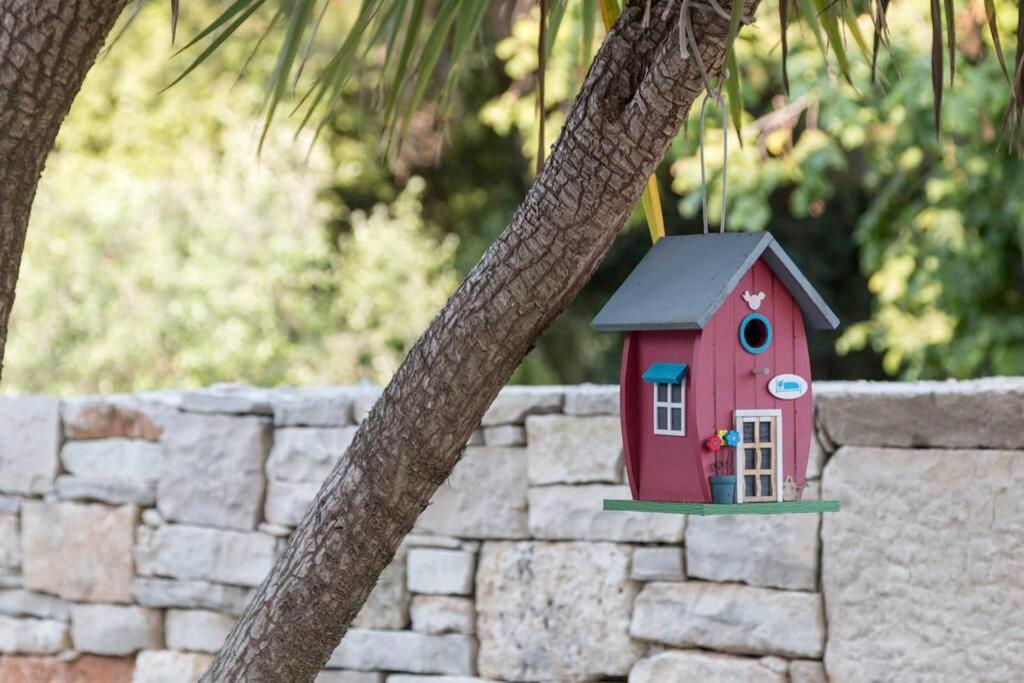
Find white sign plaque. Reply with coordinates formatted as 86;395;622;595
769;374;808;400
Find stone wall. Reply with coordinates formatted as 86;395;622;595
0;379;1020;682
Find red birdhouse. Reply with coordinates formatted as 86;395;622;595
593;232;841;515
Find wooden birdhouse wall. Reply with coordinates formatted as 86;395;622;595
698;258;814;489
620;329;703;502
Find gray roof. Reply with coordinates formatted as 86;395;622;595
591;232;840;331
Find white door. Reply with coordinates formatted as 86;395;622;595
734;410;783;503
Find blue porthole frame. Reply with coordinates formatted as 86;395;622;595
739;313;773;354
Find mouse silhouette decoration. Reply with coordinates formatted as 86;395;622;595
592;232;841;517
742;290;766;310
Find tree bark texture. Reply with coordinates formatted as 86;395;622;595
205;1;760;679
0;0;125;377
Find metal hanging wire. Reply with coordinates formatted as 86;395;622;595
699;93;728;234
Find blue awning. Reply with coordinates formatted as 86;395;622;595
642;362;688;384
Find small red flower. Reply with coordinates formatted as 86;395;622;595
705;435;723;451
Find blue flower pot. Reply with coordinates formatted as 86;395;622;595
710;475;736;504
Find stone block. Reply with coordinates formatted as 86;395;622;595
54;476;157;506
525;415;622;485
0;654;134;682
789;660;827;683
686;487;820;591
316;673;385;683
415;447;528;540
822;446;1024;682
132;650;213;683
157;414;270;530
481;387;563;426
806;431;827;480
142;509;163;527
271;387;355;427
406;549;475;596
132;578;252;617
22;501;136;603
352;388;383;423
628;650;786;683
137;524;276;587
630;582;824;659
410;596;475;635
353;548;409;630
630;547;684;582
481;425;525;447
528;484;684;542
62;396;164;441
0;396;60;495
0;513;19;570
476;541;641;680
60;439;162;481
70;604;163;656
563;384;619;416
0;616;68;654
263;479;319;527
178;384;273;415
266;427;356;483
327;630;476;676
814;378;1024;449
0;572;22;589
403;534;463;550
386;678;496;683
0;590;70;621
165;610;235;654
257;522;291;537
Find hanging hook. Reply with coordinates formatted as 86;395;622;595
699;93;728;234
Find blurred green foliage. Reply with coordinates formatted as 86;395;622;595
5;0;1022;393
6;6;460;393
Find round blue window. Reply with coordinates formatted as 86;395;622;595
739;313;772;354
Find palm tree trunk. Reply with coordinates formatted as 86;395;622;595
205;1;758;679
0;0;126;376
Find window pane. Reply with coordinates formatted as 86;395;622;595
760;475;772;497
745;448;756;469
745;475;756;497
657;383;668;402
670;408;682;431
759;421;772;441
743;421;755;442
760;448;772;469
670;382;681;403
656;407;668;430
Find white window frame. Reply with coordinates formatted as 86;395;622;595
734;409;784;503
652;379;686;436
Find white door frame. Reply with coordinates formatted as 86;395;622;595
734;409;784;503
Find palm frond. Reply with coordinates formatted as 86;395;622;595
538;0;549;174
813;0;853;84
942;0;954;85
581;0;598;68
870;0;891;85
725;46;744;145
930;0;943;139
779;0;790;94
171;0;180;44
984;0;1009;83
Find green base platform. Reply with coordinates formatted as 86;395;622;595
603;499;839;516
